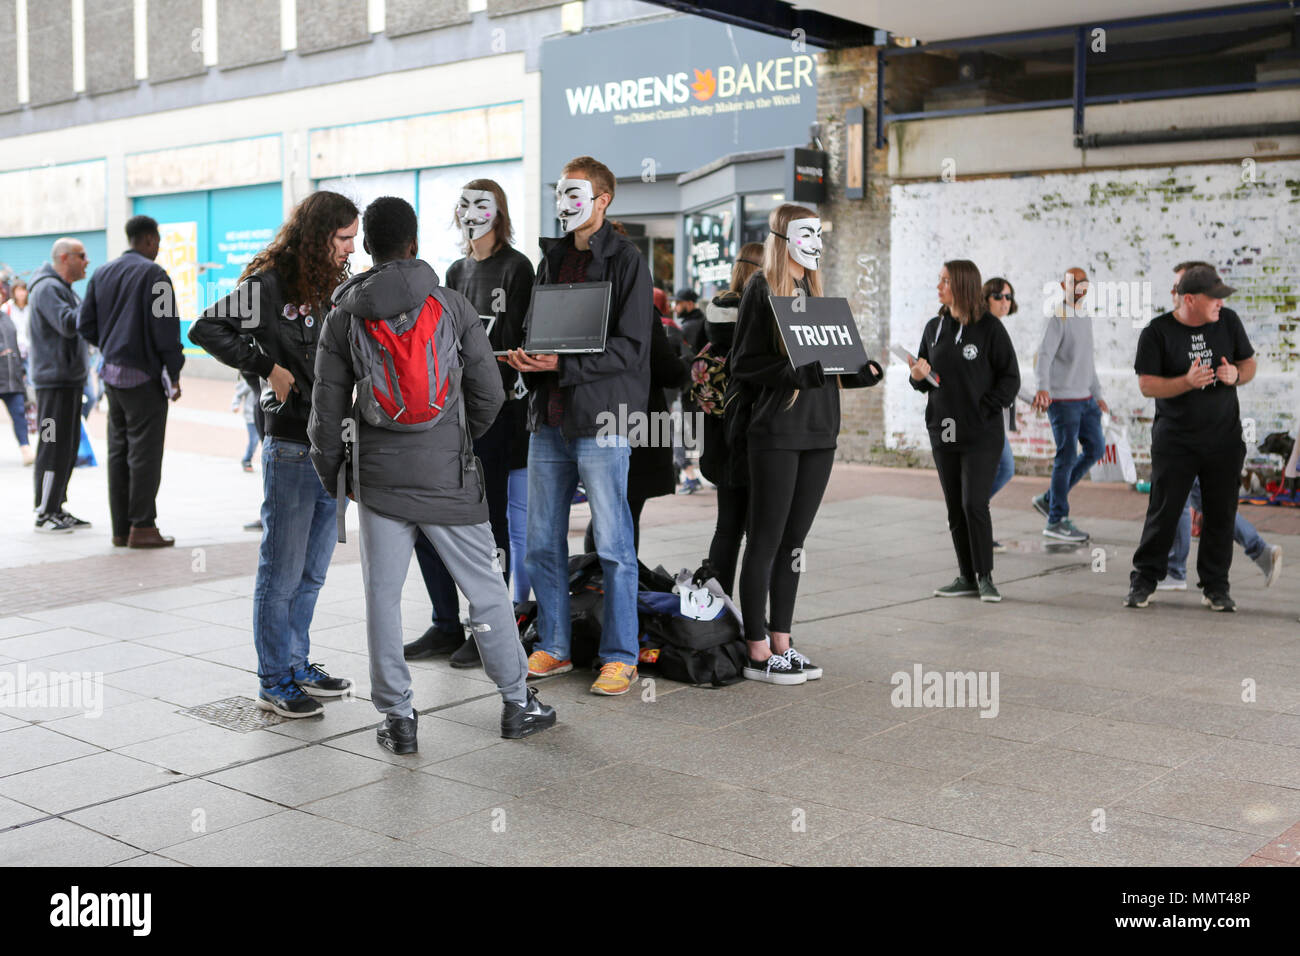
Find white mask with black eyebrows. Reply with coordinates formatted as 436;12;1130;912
555;178;594;234
783;217;823;271
455;189;497;241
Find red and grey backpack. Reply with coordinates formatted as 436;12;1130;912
334;292;472;542
348;292;463;430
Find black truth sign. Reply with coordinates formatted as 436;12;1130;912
768;295;869;374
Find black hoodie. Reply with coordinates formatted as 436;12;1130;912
728;272;882;453
309;259;503;527
909;310;1020;448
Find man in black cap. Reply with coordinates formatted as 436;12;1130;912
1126;265;1255;611
673;288;706;355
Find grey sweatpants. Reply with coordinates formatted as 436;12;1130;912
358;503;529;716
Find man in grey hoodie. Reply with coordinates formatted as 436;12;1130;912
28;238;91;532
309;197;555;755
1030;267;1110;543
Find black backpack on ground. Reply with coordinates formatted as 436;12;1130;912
637;561;747;687
641;611;747;687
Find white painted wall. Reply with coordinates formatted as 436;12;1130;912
886;157;1300;463
890;89;1300;180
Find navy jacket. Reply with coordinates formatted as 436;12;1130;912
78;249;184;386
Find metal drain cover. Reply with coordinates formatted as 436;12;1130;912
179;696;285;732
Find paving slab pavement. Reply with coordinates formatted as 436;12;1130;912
1;392;1297;866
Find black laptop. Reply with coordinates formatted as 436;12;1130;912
521;281;612;354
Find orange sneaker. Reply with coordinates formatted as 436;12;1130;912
527;649;573;678
590;661;637;696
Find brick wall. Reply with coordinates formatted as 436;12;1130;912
819;48;960;464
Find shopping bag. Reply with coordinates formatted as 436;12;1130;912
75;421;97;468
1090;418;1136;484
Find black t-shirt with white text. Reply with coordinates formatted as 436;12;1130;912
1134;306;1253;450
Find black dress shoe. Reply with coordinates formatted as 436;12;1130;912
448;637;481;669
403;625;464;660
377;712;418;754
501;686;557;739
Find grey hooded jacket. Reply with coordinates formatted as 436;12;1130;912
27;263;88;388
308;258;504;527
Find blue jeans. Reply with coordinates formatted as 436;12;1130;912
242;422;259;465
1045;398;1105;523
252;438;337;687
525;425;638;666
1167;477;1267;580
508;467;531;603
2;392;28;448
990;432;1013;499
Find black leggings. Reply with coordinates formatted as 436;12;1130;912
707;482;748;596
738;446;835;645
931;440;1001;580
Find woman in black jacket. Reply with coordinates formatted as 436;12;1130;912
909;259;1020;603
697;242;763;595
189;190;359;719
730;205;883;685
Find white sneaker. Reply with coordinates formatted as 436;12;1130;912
1257;545;1283;588
1156;577;1187;591
743;653;806;685
783;646;823;681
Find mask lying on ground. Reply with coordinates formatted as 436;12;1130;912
780;217;822;271
555;178;595;233
455;189;497;241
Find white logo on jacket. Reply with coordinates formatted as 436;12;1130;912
962;343;979;360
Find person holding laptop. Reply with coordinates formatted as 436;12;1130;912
506;156;653;697
727;203;883;685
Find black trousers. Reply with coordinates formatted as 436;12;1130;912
32;386;82;516
1131;440;1245;594
931;439;1001;580
105;383;169;539
415;413;512;626
738;446;835;645
708;482;749;596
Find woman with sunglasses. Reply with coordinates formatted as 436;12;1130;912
910;260;1020;602
983;277;1018;551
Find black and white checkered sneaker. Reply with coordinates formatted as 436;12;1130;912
743;653;807;685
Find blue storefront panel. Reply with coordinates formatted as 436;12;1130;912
135;182;282;355
0;230;107;297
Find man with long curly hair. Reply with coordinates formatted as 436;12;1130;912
191;191;359;719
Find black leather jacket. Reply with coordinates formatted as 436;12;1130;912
190;268;326;444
